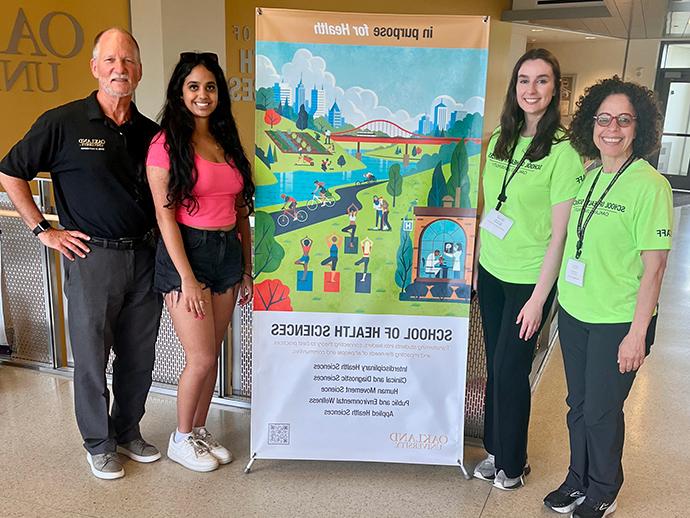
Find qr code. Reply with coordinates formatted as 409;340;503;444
268;423;290;445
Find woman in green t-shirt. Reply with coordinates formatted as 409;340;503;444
543;78;672;518
473;48;584;491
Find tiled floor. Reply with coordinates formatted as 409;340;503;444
2;206;689;517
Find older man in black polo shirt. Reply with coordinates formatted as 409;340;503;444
0;28;162;479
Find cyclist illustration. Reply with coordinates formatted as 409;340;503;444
312;180;329;206
280;193;298;220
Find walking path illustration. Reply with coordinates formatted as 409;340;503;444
271;180;386;236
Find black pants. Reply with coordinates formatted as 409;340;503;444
64;243;162;454
559;308;655;504
477;264;555;478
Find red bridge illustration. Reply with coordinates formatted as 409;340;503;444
330;119;481;165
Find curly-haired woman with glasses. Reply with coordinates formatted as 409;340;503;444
146;52;254;472
543;77;672;517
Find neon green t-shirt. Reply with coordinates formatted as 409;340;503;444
479;131;585;284
557;158;673;324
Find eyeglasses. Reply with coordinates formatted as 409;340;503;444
179;52;219;64
593;112;637;128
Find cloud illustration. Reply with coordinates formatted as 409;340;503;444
257;49;482;131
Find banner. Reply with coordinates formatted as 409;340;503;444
251;8;488;466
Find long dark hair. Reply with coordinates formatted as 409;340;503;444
159;53;254;215
493;48;564;162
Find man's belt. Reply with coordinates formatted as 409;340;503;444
89;229;155;250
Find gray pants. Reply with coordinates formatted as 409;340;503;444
559;308;655;504
64;244;162;454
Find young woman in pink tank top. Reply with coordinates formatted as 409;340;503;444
146;52;254;472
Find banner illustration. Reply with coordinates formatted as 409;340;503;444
251;8;489;467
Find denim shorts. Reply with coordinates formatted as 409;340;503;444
154;224;243;295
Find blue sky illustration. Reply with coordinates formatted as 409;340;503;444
257;41;487;116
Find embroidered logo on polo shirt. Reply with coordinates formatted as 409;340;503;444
78;138;106;151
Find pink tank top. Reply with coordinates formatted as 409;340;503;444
146;131;244;227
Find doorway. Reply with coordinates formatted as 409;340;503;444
655;43;690;190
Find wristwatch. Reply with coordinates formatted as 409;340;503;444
32;219;52;236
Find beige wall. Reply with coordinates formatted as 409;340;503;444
131;0;227;121
529;39;627;107
528;38;661;110
625;39;661;87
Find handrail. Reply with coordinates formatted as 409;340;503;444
0;209;59;222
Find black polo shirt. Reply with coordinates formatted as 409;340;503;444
0;91;159;239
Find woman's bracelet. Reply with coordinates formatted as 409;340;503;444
242;272;253;279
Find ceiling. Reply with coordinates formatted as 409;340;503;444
503;0;690;40
511;23;619;43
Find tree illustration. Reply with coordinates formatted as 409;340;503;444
337;154;346;167
255;146;270;168
387;163;403;207
296;104;309;130
395;221;413;293
282;98;293;119
264;109;281;129
427;162;447;207
266;146;274;166
446;140;471;208
254;279;292;311
254;211;285;276
256;87;274;110
411;146;418;157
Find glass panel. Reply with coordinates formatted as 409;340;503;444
662;44;690;69
658;136;690;177
663;82;690;134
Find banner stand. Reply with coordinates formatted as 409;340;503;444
243;453;257;474
244;454;472;479
457;459;471;480
250;7;489;473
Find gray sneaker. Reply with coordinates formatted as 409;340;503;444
473;453;531;483
493;469;525;491
86;452;124;480
117;438;161;463
473;453;496;481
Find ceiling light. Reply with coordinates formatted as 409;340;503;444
531;29;544;32
585;36;596;39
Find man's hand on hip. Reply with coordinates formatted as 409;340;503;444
39;228;91;260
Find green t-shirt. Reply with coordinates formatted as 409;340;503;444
557;158;673;323
479;131;584;283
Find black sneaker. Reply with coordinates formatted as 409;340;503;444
543;484;586;514
571;498;617;518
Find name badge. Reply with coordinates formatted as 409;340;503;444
480;209;513;240
565;258;586;287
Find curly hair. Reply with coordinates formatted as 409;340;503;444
568;76;662;159
159;53;254;215
493;48;565;162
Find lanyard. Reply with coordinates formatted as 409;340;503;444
575;154;636;259
496;140;531;211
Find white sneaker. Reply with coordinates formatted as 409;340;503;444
194;428;233;465
493;469;525;491
473;453;496;481
167;432;218;472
